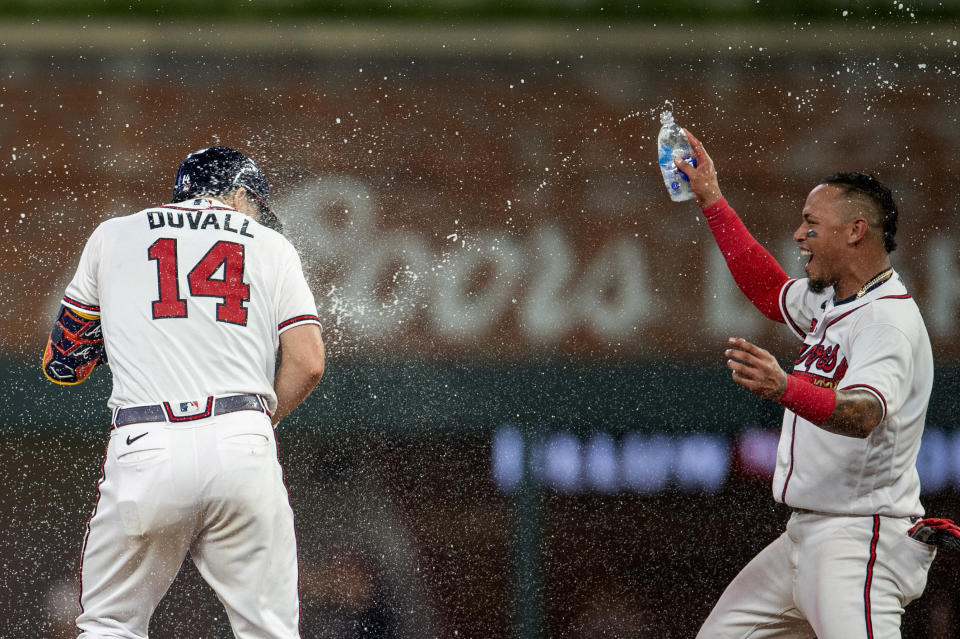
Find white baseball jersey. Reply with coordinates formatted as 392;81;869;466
773;270;932;517
61;197;321;415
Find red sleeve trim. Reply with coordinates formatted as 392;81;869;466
702;198;789;323
779;374;837;425
62;295;100;314
278;314;322;332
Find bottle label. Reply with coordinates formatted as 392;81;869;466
658;144;674;168
659;144;696;184
678;155;697;182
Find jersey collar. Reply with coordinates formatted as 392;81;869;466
833;268;897;306
168;197;235;211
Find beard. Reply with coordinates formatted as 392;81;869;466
807;277;829;294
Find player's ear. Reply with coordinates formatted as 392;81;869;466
848;217;869;246
228;187;255;218
239;186;264;219
231;186;246;207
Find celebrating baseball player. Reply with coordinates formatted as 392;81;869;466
42;146;325;638
674;131;959;637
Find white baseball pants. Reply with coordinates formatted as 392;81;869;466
696;510;935;639
76;411;300;638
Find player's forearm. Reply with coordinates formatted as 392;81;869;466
272;358;325;425
42;305;107;385
272;381;319;426
819;390;883;438
702;198;789;322
272;324;325;425
778;375;881;438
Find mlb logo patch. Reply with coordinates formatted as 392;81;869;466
168;398;208;419
162;396;213;422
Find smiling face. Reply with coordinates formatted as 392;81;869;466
793;184;857;294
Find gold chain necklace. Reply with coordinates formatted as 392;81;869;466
856;267;894;298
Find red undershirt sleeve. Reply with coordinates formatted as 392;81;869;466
702;197;789;323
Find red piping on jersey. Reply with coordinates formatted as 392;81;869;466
162;396;214;422
824;291;913;330
780;280;807;338
780;413;799;503
783;276;912;340
864;515;881;639
702;198;789;323
278;314;321;331
825;304;870;329
841;383;888;422
878;293;912;300
63;295;100;314
255;394;273;418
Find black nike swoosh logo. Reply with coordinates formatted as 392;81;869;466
126;432;149;445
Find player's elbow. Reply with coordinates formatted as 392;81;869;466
279;324;324;383
299;345;325;388
857;415;882;438
822;415;876;438
305;358;325;386
310;340;326;380
851;422;877;439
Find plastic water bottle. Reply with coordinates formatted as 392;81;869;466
657;102;696;202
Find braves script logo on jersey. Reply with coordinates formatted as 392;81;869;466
794;342;849;388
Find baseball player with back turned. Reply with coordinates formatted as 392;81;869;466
42;146;325;638
672;131;960;638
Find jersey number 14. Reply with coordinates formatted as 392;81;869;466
148;238;250;326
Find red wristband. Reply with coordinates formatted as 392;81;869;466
779;375;836;425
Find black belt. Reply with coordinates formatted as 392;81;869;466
113;394;266;428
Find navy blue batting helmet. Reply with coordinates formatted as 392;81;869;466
172;146;270;209
172;145;281;231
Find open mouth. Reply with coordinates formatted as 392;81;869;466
800;248;813;271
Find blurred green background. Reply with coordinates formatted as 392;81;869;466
1;1;959;637
2;0;960;20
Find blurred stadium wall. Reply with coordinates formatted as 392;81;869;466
1;7;959;638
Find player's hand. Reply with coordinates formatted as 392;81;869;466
675;129;723;209
725;337;787;401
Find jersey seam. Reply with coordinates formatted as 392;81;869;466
847;320;912;348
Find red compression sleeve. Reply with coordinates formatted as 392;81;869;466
778;375;837;425
702;198;789;322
